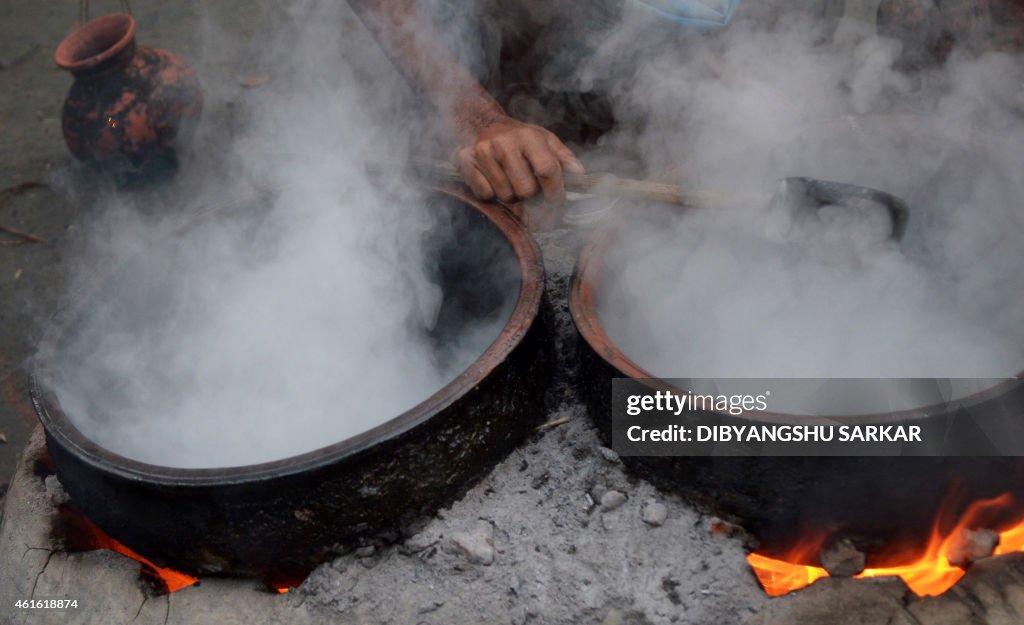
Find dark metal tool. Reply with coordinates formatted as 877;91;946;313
410;159;910;241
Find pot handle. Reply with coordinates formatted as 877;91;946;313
781;176;910;241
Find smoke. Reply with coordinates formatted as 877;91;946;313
41;0;513;468
40;2;1024;461
584;4;1024;380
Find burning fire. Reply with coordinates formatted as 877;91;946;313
93;531;200;593
58;504;302;594
59;504;198;593
748;493;1024;598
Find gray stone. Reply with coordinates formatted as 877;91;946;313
819;537;866;577
355;545;376;558
597;447;622;465
641;502;668;527
418;600;444;614
947;528;999;568
402;529;440;554
43;474;69;505
446;524;495;566
600;490;627;512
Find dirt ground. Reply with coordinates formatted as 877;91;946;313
0;0;75;486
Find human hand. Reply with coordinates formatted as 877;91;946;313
454;114;585;205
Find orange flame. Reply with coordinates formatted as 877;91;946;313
57;503;308;594
58;504;198;593
748;493;1024;598
99;533;200;593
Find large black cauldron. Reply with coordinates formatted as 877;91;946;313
33;188;549;584
570;206;1024;567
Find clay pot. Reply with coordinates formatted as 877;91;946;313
54;14;202;169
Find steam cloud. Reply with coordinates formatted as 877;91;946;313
40;1;1024;464
587;4;1024;381
42;0;510;468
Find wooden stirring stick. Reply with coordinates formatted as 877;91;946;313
409;159;756;208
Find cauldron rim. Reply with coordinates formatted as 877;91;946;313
32;187;544;485
569;211;1024;424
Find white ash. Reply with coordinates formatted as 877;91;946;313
298;418;766;625
296;231;767;624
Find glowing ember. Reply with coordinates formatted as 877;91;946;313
59;504;198;593
58;503;304;594
99;532;200;593
748;493;1024;598
746;552;829;596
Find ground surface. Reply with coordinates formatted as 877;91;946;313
0;0;77;487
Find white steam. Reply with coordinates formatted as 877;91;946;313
590;6;1024;379
44;1;510;468
43;2;1024;462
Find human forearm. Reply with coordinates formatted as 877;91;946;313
347;0;504;140
347;0;582;204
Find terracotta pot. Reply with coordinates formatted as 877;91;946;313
54;14;202;168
